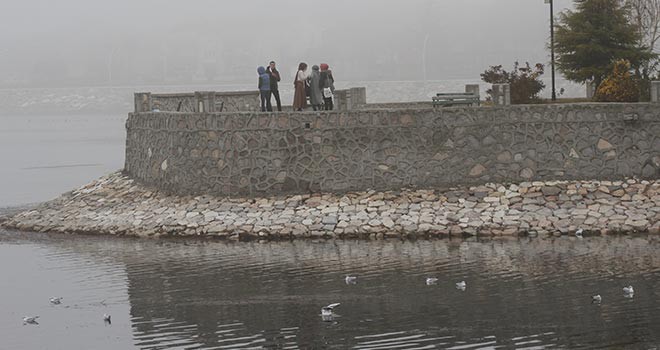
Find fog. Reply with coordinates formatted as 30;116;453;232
0;0;574;88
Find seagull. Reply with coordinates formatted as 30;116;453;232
426;277;439;285
456;281;467;290
592;294;602;303
345;275;357;285
321;303;340;317
23;316;39;325
103;314;112;324
623;285;634;294
321;314;335;322
49;297;63;305
575;228;584;237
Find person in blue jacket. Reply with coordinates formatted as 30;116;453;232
257;66;272;112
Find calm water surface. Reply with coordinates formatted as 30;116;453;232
0;114;125;206
1;230;659;349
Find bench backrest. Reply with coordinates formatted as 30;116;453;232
434;93;479;99
432;92;480;106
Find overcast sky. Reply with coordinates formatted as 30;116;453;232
0;0;575;87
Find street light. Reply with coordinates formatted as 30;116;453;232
545;0;557;101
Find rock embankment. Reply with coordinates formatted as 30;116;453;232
2;172;659;239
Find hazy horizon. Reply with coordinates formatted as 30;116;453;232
1;0;575;88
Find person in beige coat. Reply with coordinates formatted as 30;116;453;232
292;62;309;111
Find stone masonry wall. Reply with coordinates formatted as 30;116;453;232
214;91;260;112
124;103;660;197
136;91;260;113
150;93;197;112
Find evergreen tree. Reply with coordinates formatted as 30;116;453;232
553;0;654;89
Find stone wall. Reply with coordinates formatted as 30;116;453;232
149;93;197;112
215;91;261;112
135;91;260;113
124;103;660;197
334;87;367;110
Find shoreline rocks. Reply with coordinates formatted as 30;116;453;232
2;172;659;240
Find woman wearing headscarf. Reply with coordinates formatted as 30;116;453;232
309;65;323;111
319;63;335;110
292;62;309;111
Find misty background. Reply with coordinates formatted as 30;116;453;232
1;0;574;88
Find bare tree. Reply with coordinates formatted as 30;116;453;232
623;0;660;86
625;0;660;52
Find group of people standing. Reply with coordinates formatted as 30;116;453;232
293;62;336;111
257;61;336;112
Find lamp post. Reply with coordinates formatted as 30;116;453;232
545;0;557;101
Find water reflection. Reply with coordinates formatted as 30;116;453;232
1;230;659;349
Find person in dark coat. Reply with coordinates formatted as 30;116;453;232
257;66;272;112
292;62;309;111
319;63;335;110
266;61;282;111
309;65;323;111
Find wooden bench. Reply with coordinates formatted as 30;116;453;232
432;92;480;107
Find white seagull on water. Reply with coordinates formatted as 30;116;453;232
321;303;340;317
592;294;602;303
345;275;357;285
623;285;634;294
575;228;584;237
23;316;39;325
426;277;439;285
456;281;467;290
49;297;63;305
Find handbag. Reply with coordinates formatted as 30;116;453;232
323;87;333;98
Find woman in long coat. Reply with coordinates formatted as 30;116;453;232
292;62;309;111
319;63;335;110
309;65;323;111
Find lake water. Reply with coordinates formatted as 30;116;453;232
0;114;125;206
0;230;659;349
1;110;659;349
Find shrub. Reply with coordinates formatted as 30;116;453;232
480;62;546;104
595;59;640;102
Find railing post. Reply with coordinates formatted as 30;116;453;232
195;91;216;112
651;81;660;103
351;87;367;107
492;84;511;105
465;84;480;106
134;92;152;112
